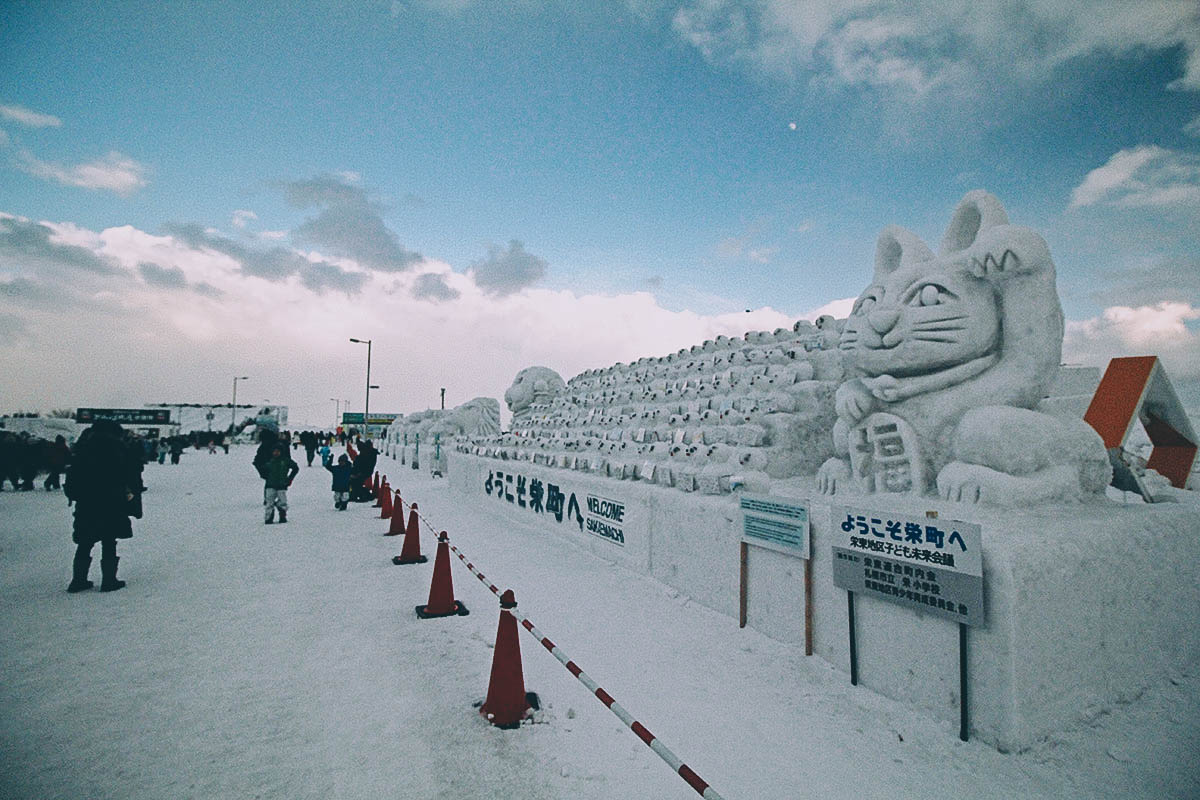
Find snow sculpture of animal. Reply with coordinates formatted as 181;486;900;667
434;397;501;438
816;190;1110;505
504;366;566;426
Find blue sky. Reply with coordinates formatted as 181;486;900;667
2;0;1199;423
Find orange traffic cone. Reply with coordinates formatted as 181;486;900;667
384;491;404;535
479;590;537;728
415;532;469;618
391;502;428;564
379;483;393;519
372;472;382;505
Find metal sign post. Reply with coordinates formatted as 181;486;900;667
959;624;969;741
832;506;983;740
848;591;858;685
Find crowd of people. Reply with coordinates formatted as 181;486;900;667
0;431;72;491
33;420;380;594
251;429;379;519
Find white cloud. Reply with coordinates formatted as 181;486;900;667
1069;146;1200;210
0;104;62;128
0;213;827;417
16;150;148;195
715;236;746;259
747;246;779;264
231;209;258;229
666;0;1200;95
1063;302;1200;394
1185;114;1200;138
799;295;856;321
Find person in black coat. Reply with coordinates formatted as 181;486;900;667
17;433;39;490
43;434;71;490
324;453;354;510
299;430;318;467
64;420;143;593
252;430;279;477
348;439;378;502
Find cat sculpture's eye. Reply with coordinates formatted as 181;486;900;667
904;282;953;307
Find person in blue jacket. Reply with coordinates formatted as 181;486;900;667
324;453;354;510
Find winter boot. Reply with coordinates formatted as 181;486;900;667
265;511;275;524
99;557;125;592
278;509;287;524
67;555;93;593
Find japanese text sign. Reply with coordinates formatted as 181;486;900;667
483;469;626;547
831;506;985;627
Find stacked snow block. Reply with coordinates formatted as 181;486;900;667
458;325;844;495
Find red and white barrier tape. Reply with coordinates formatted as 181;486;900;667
392;498;725;800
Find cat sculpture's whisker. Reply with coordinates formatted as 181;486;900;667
912;323;969;332
914;312;967;324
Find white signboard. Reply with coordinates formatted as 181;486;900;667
739;494;810;558
831;506;985;627
482;467;625;547
584;494;626;547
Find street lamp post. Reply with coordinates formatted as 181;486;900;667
331;398;341;430
349;337;372;435
231;376;249;435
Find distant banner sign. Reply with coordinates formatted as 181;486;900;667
342;413;399;426
77;408;171;425
482;468;625;547
831;506;984;627
739;494;809;557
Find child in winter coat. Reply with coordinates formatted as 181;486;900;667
324;454;354;510
261;444;300;523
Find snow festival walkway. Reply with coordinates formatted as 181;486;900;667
1;446;1197;800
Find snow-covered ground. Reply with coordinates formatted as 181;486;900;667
1;446;1197;799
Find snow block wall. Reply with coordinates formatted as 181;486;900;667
449;451;1200;752
448;452;741;631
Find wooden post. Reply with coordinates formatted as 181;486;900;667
804;557;813;656
738;541;748;628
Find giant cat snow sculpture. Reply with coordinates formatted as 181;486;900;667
816;191;1110;505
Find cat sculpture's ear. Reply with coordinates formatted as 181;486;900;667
943;189;1051;282
874;225;933;280
939;190;1009;255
